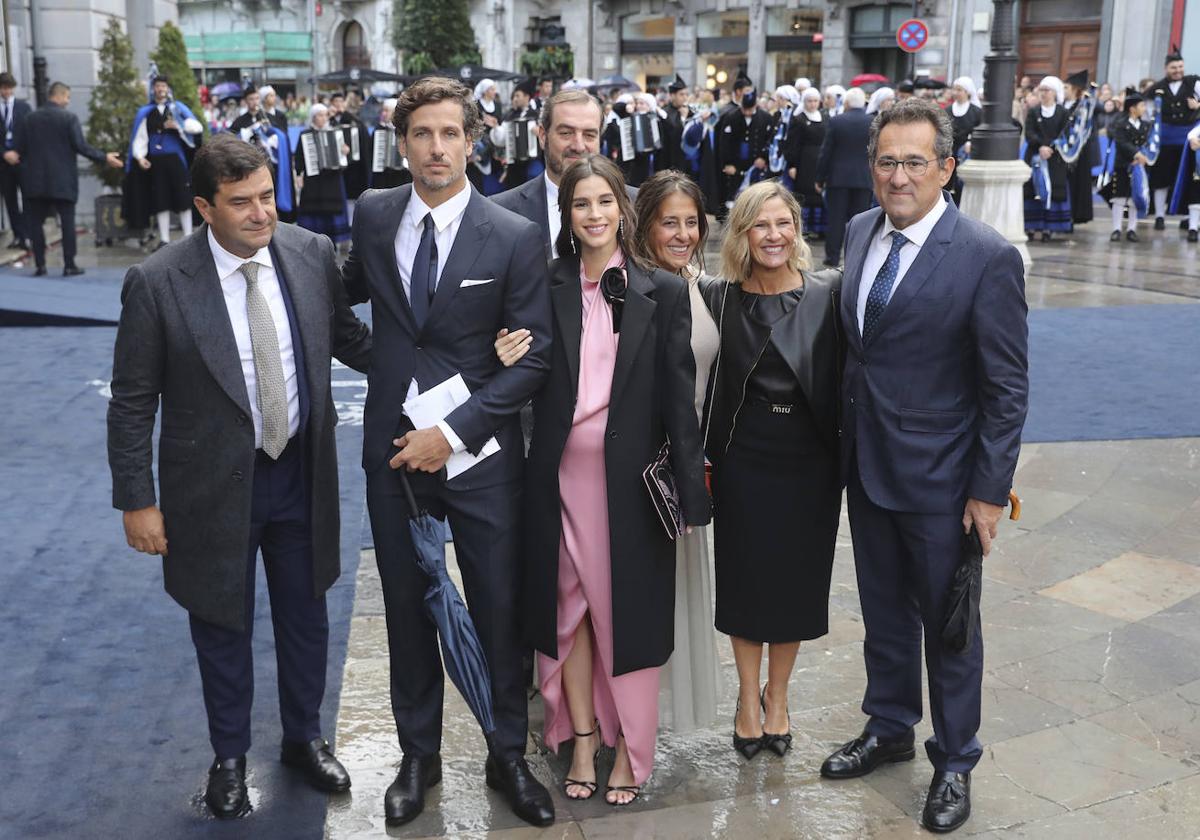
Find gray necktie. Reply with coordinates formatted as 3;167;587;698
239;262;289;459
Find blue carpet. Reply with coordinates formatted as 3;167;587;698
0;327;366;839
1025;304;1200;442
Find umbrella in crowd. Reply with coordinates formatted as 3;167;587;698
594;74;641;92
561;77;597;90
210;81;244;101
308;67;417;86
440;64;525;83
398;470;496;736
915;76;949;91
850;73;890;87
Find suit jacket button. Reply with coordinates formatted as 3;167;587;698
231;469;244;481
849;397;855;405
608;430;618;439
237;413;247;425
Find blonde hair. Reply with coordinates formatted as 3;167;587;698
719;181;812;284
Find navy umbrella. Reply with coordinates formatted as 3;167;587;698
594;74;641;92
398;471;496;735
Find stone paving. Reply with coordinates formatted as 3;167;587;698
322;220;1200;840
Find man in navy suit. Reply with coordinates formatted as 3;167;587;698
820;98;1028;834
341;77;555;828
814;87;874;267
0;72;31;251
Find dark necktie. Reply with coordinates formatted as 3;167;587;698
409;213;437;327
863;231;909;341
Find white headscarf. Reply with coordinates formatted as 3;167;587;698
1039;75;1064;105
794;77;812;93
825;84;846;115
308;103;328;127
866;87;895;115
257;85;276;100
473;78;497;101
802;87;823;121
774;85;801;109
951;76;981;117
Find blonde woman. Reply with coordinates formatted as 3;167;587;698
699;181;843;760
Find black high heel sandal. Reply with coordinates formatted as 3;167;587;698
605;735;641;806
562;723;600;800
760;684;793;757
732;695;764;760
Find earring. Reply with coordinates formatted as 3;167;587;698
570;230;577;253
618;218;624;237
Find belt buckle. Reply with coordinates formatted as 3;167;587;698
770;403;792;415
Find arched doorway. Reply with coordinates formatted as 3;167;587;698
342;20;369;68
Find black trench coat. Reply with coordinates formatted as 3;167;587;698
521;257;711;676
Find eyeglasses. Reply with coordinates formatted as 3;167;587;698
873;157;942;176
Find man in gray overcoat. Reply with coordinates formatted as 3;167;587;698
106;134;371;819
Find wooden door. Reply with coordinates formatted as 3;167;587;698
1019;25;1099;85
1059;30;1099;80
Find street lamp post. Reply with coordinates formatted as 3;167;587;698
956;0;1031;266
29;0;48;105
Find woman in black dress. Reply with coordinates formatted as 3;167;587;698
1023;76;1073;240
785;87;828;237
293;104;350;243
700;180;842;760
949;77;982;207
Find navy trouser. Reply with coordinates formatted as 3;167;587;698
846;459;984;773
0;157;25;241
823;187;873;265
188;440;328;760
27;198;75;269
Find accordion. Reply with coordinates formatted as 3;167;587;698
617;114;662;162
341;124;361;162
300;130;348;177
372;127;407;173
504;119;539;163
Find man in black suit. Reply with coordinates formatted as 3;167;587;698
661;74;693;174
341;77;555;829
0;72;32;251
13;81;122;276
492;88;637;261
815;86;873;266
108;134;371;819
715;87;773;218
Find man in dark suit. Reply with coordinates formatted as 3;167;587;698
341;77;555;828
715;87;773;218
492;88;637;262
660;74;693;174
822;98;1028;834
0;72;32;251
815;87;873;266
13;81;122;275
107;134;371;819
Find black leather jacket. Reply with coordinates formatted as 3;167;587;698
699;269;844;469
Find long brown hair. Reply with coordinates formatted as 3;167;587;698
554;154;644;268
631;170;709;277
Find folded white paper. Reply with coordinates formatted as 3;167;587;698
403;373;500;480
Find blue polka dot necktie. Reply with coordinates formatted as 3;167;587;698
863;231;909;341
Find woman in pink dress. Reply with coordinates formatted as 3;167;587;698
519;154;710;805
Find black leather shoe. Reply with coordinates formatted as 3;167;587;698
10;239;28;251
820;730;916;779
1188;229;1198;243
205;756;249;819
384;753;441;826
922;770;971;833
1040;231;1052;242
281;737;350;792
1126;229;1139;242
1110;230;1122;242
485;753;555;827
1154;216;1165;230
33;266;46;276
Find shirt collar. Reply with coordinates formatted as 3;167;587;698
407;180;471;233
880;192;948;249
208;226;273;281
544;174;558;204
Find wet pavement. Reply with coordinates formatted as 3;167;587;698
323;218;1200;840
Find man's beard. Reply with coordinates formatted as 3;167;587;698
417;162;462;192
548;151;585;178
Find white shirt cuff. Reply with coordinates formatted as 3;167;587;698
436;420;466;454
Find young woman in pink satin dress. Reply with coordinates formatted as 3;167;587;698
515;154;710;805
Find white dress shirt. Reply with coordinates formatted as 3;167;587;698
856;193;948;335
393;182;473;451
545;175;561;259
208;228;300;448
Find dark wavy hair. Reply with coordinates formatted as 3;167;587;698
631;170;709;277
553;154;644;269
392;76;484;142
191;133;271;203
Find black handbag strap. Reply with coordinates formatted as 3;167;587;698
701;281;730;452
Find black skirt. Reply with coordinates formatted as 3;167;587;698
146;153;192;214
712;399;840;643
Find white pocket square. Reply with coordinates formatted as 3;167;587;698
461;278;496;287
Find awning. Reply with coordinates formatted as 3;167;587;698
183;32;313;66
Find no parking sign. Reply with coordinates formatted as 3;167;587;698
897;19;929;53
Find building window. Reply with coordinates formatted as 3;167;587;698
697;9;749;79
620;14;675;89
850;4;913;49
342;21;368;69
1023;0;1103;23
767;8;822;37
697;11;750;39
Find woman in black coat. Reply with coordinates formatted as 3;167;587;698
293;104;350;243
700;180;843;761
1023;76;1073;240
784;87;828;237
949;77;983;207
521;154;709;805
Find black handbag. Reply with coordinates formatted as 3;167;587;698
642;442;686;541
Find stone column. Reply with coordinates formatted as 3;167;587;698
747;0;765;89
672;6;696;85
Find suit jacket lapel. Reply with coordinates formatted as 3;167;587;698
270;230;327;419
841;208;882;351
864;197;958;347
529;176;551;256
168;228;252;415
381;186;419;337
610;263;655;408
550;260;582;395
426;187;492;329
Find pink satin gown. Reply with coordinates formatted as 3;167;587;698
536;251;661;786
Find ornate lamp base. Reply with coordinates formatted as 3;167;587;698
957;158;1033;269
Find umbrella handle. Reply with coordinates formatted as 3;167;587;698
398;469;421;519
1008;491;1022;521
